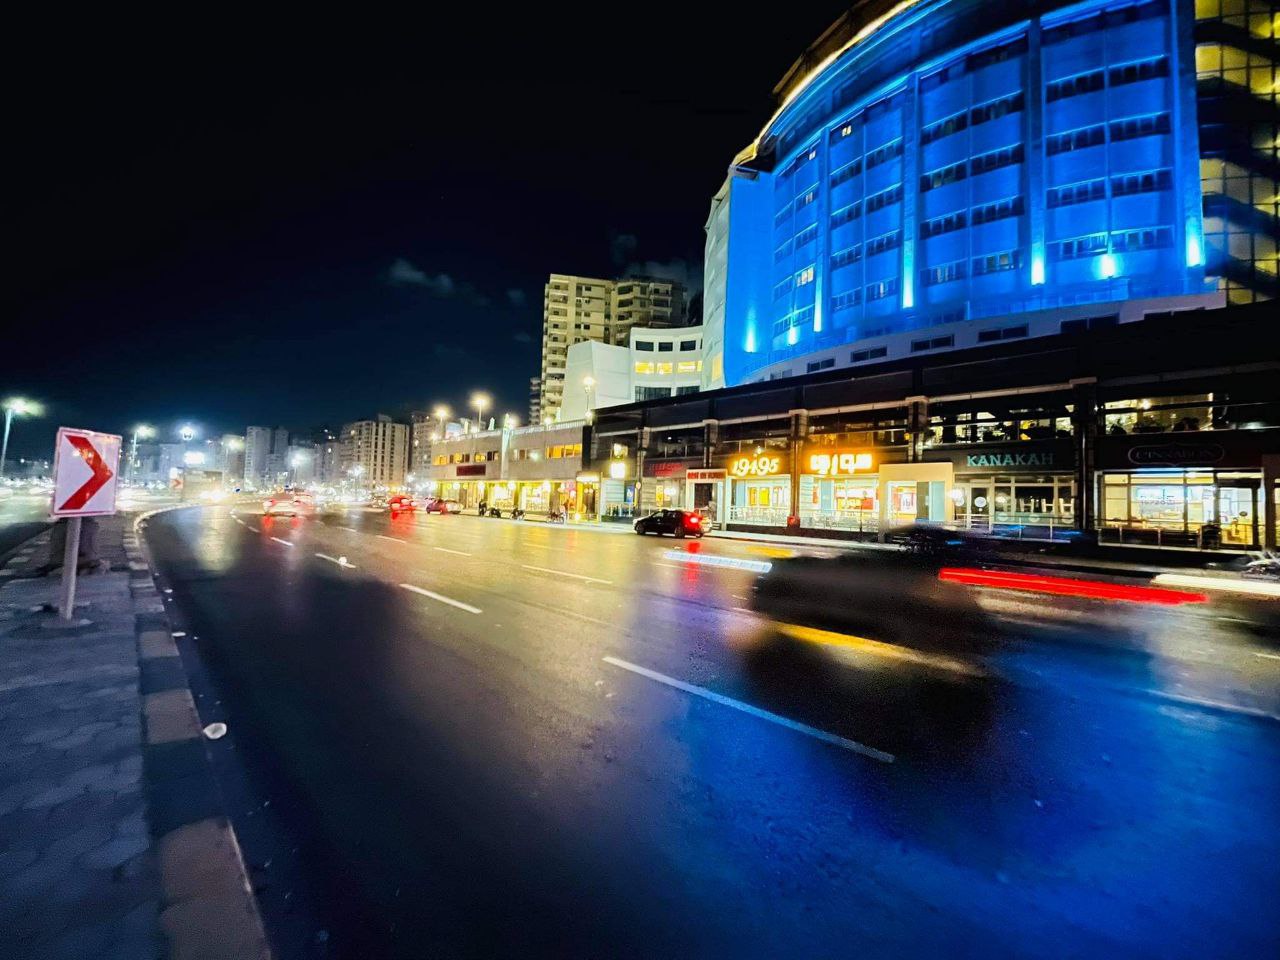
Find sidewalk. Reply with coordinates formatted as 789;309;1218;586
0;514;269;960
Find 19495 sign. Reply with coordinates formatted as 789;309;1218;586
729;454;782;478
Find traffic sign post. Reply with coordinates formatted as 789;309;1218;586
48;427;121;624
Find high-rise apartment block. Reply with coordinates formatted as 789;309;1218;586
340;416;409;486
536;273;686;421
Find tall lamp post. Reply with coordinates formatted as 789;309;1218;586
433;405;450;440
1;398;41;480
582;376;596;424
471;392;490;433
129;424;155;485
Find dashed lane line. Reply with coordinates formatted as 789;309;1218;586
399;583;482;615
521;564;612;585
315;553;357;569
377;534;407;544
602;656;894;764
270;537;293;547
434;546;473;557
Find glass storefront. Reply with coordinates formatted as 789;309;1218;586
953;474;1075;532
799;475;879;532
728;477;791;525
1101;470;1262;548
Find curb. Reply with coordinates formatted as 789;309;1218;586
126;506;273;960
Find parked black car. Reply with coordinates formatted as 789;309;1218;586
633;510;706;539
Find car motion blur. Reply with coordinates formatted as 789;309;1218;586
634;509;706;538
751;550;995;660
262;492;316;517
423;497;462;514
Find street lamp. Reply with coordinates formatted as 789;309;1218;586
129;424;155;484
179;424;196;443
582;376;596;424
1;398;42;480
471;392;490;433
502;412;519;430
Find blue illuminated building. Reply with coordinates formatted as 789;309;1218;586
708;0;1277;387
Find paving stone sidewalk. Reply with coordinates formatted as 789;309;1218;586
0;518;161;959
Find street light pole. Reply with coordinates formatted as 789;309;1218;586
1;398;40;480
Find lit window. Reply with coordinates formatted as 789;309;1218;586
677;361;698;374
657;362;674;375
634;361;655;375
796;266;815;286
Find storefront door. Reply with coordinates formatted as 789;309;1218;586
1218;486;1258;547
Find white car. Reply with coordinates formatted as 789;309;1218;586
262;492;316;517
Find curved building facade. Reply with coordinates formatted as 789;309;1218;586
708;0;1276;386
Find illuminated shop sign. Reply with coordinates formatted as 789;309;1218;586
808;452;873;476
729;454;783;478
965;452;1055;468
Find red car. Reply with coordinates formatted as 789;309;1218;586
388;494;416;512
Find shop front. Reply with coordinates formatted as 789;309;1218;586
938;442;1077;538
726;452;791;526
798;449;882;534
640;459;702;514
686;469;727;529
1096;433;1274;549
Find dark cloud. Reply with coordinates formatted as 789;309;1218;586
389;258;490;306
512;331;533;343
506;288;527;307
610;233;639;267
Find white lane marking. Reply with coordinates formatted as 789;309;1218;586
249;525;261;533
661;550;772;573
731;594;748;601
377;534;406;544
399;582;482;614
434;546;473;557
521;564;613;585
731;606;756;614
270;537;293;547
339;526;359;533
652;562;683;570
315;553;356;569
603;656;894;763
1255;652;1280;661
1142;689;1280;723
1152;572;1280;599
172;631;186;638
233;517;246;526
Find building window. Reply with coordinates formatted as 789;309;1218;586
1046;124;1106;155
970;143;1024;176
796;265;815;287
1110;168;1172;197
865;183;903;213
831;202;861;227
1046;68;1105;102
977;324;1028;342
635;340;654;351
1060;314;1118;334
1052;234;1108;261
866;277;899;302
677;361;699;374
911;335;955;352
921;210;966;238
922;160;967;191
1047;179;1106;208
851;346;888;363
795;224;818;248
921;109;967;145
831;245;862;269
1111;226;1173;252
657;362;674;375
807;358;836;372
772;277;794;301
832;290;862;312
635;386;669;401
922;260;966;286
865;231;902;257
658;341;674;352
797;189;817;208
675;385;699;396
830;158;862;188
971;196;1024;225
1109;112;1171;143
634;361;655;374
679;339;697;351
973;250;1021;274
1109;55;1169;87
970;91;1024;126
865;139;903;169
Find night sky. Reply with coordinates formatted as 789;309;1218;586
6;5;849;456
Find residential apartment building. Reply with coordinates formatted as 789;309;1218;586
244;426;289;487
560;324;706;420
219;434;245;485
536;273;688;421
341;416;409;486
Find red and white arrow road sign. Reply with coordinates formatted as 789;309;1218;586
51;427;122;518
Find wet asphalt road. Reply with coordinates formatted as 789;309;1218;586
0;493;52;557
143;503;1280;959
